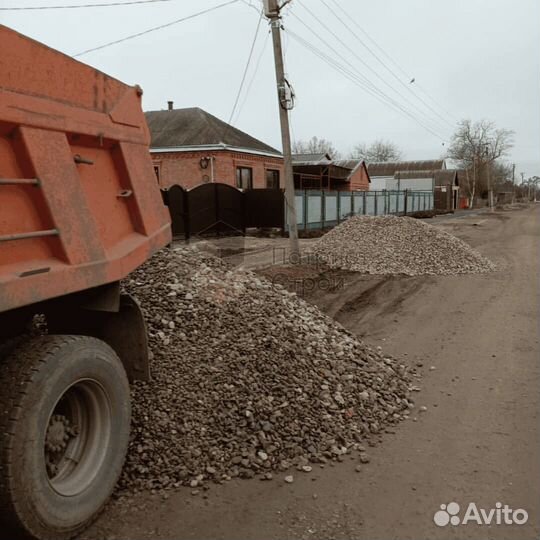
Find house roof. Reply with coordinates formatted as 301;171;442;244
333;159;361;169
292;153;332;165
334;159;371;183
368;159;446;177
435;169;462;186
292;156;371;183
145;107;281;156
393;170;436;179
392;169;461;186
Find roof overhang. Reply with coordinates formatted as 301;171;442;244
293;163;351;181
150;144;282;159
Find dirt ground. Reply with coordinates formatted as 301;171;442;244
84;205;540;540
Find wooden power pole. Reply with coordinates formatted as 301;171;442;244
264;0;300;261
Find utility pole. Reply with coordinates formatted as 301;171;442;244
264;0;300;261
521;172;528;201
487;162;493;211
512;163;516;203
483;144;494;212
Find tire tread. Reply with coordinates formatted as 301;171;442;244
0;335;115;540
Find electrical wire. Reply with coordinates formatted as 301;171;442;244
319;0;455;129
295;0;448;134
283;35;299;150
284;13;448;140
294;0;450;136
239;0;259;13
226;8;264;126
286;15;396;112
233;29;270;124
327;0;459;124
285;28;447;141
73;0;240;56
1;0;174;10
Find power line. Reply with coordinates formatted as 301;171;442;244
294;0;450;136
327;0;459;124
286;15;401;114
227;8;264;125
239;0;259;13
319;0;455;129
285;28;447;141
233;29;270;124
73;0;240;56
284;11;448;140
295;0;449;135
1;0;174;10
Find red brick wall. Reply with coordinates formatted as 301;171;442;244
348;163;370;191
151;149;284;190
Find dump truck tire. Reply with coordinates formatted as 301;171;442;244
0;335;131;540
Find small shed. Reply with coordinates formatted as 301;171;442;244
333;159;370;191
292;154;370;191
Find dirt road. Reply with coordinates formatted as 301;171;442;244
85;205;539;540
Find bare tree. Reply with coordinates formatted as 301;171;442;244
447;120;513;208
292;136;340;158
350;139;402;162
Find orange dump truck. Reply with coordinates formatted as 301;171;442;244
0;26;171;539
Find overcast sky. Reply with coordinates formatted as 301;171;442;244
2;0;539;178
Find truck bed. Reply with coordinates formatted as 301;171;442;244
0;25;171;312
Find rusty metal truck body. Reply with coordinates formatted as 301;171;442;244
0;25;171;539
0;25;170;312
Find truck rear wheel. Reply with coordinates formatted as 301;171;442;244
0;335;131;540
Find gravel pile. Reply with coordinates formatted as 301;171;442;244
119;247;414;492
312;215;495;276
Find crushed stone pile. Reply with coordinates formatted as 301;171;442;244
311;215;495;276
119;247;415;492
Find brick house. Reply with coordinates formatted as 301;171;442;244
292;154;370;191
145;105;284;190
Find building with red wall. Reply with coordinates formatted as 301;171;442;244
145;106;284;190
333;159;371;191
292;154;370;191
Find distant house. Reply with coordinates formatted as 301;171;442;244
367;159;446;191
333;159;371;191
145;104;284;190
292;153;370;191
366;160;462;210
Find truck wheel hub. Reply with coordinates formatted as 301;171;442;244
43;379;112;496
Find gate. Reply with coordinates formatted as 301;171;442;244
162;183;284;239
187;183;244;238
434;185;452;211
244;188;284;229
166;184;188;236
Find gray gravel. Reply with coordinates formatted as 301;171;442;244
119;246;414;492
312;215;495;276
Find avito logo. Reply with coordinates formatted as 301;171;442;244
434;502;528;527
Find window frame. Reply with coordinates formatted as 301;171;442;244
265;168;280;189
153;163;161;183
236;166;253;190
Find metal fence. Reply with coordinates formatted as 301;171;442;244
287;189;434;230
162;183;285;239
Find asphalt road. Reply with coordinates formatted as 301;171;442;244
84;205;539;540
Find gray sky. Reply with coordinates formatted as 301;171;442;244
2;0;539;178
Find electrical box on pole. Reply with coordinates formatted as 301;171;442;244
265;0;300;260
